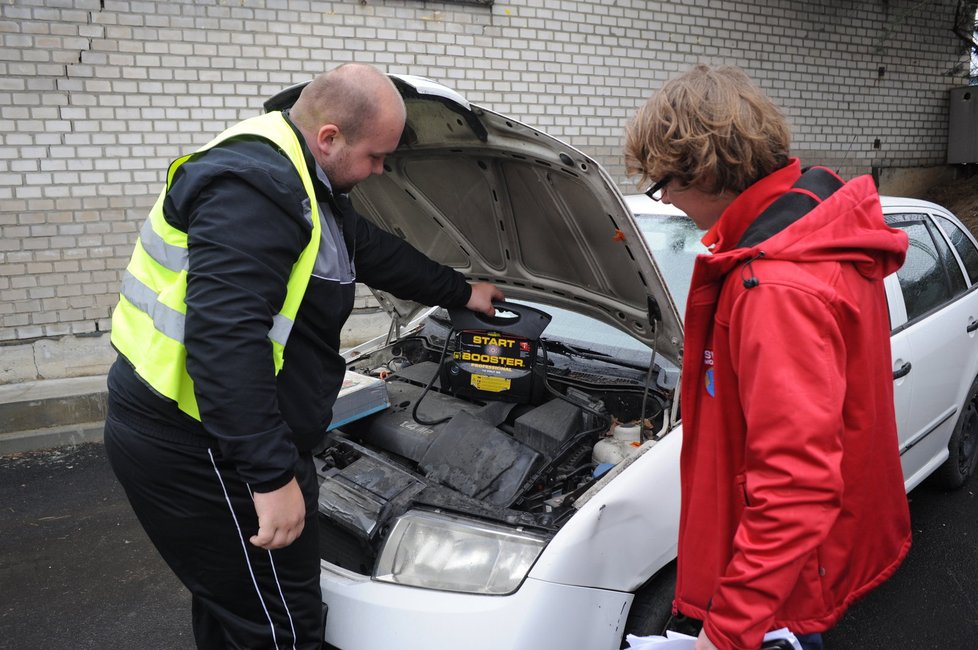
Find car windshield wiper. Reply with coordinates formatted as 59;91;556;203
540;338;610;360
541;337;652;373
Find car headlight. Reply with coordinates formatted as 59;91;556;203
373;510;548;595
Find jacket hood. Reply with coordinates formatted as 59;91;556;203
697;168;908;285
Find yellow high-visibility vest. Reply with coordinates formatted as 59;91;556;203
110;112;321;420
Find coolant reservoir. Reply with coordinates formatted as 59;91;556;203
592;423;643;466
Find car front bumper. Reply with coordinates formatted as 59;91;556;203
320;561;632;650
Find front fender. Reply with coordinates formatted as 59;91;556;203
528;427;683;591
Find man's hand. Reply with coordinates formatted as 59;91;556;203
695;628;719;650
250;477;305;550
466;282;505;316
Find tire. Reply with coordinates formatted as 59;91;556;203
620;562;676;647
936;375;978;490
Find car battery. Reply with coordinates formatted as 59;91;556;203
441;302;552;404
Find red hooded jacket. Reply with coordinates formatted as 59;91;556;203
674;160;912;649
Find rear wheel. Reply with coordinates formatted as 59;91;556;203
936;375;978;490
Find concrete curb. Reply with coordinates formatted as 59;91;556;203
0;310;393;456
0;376;108;455
0;422;105;455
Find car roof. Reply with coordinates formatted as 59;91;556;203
880;195;954;215
627;193;958;221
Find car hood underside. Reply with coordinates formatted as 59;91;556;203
350;74;682;365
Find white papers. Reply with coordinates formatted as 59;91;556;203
624;631;695;649
327;371;389;430
625;627;802;650
761;628;803;650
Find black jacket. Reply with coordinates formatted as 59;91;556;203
109;113;471;491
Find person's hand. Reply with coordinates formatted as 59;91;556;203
466;282;504;316
695;628;719;650
250;477;305;550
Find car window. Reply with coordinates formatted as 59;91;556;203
634;212;706;315
886;214;966;322
933;214;978;286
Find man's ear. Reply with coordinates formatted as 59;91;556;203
316;123;340;156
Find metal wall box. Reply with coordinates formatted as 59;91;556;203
948;85;978;164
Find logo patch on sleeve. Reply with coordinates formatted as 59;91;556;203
703;350;715;397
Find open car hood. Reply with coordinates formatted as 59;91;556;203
277;74;684;364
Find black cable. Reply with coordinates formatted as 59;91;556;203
639;340;658;438
411;331;455;426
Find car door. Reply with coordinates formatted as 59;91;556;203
884;209;978;490
885;273;913;477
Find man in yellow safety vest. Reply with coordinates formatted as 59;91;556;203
104;62;502;649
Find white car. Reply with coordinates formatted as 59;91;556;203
267;77;978;649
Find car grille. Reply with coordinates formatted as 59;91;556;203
318;514;375;576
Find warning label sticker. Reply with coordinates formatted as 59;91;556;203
469;374;512;393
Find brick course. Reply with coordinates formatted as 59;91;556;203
0;0;974;368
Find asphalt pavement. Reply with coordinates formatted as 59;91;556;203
1;442;976;649
0;443;193;650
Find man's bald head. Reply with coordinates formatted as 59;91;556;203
291;63;405;144
289;64;406;194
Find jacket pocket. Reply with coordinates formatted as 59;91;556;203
781;547;829;618
733;473;749;524
735;473;750;506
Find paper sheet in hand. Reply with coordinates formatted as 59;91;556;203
760;628;803;650
625;627;801;650
625;631;695;649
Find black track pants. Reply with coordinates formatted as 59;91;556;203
104;412;324;650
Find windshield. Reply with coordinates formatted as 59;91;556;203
513;301;653;358
634;211;706;315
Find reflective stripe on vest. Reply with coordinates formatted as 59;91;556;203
110;112;321;420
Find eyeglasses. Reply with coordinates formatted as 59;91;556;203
644;176;672;202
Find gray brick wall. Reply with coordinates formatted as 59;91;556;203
0;0;973;369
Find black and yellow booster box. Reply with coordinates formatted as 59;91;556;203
442;302;552;403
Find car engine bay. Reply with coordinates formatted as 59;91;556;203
314;302;675;575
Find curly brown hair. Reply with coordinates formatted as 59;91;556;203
624;64;790;195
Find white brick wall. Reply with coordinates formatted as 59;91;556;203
0;0;973;353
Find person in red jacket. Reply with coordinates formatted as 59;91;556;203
624;64;911;650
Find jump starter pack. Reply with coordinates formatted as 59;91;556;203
440;302;552;403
